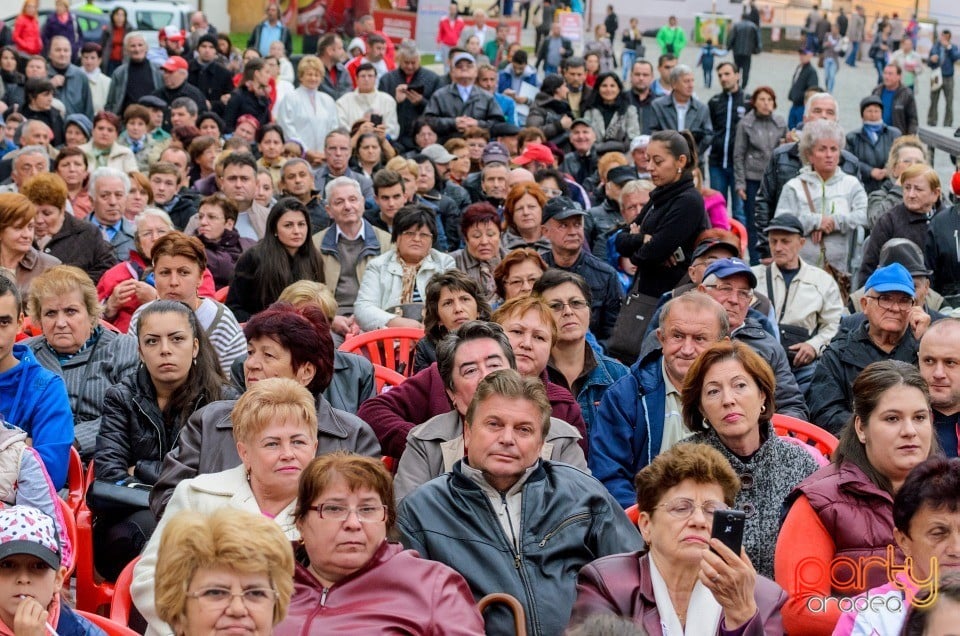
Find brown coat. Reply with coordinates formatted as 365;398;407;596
9;248;61;296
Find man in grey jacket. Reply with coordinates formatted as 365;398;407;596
650;64;713;159
397;369;641;636
47;35;93;119
393;321;587;502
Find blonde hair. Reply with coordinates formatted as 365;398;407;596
296;54;325;79
385;156;419;179
898;163;940;193
28;265;102;328
277;281;338;320
622;179;655;196
885;135;927;174
598;152;628;181
155;508;295;629
492;295;558;347
20;173;68;210
231;377;318;446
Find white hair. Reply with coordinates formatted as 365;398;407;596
133;207;174;231
88;167;131;198
325;176;363;201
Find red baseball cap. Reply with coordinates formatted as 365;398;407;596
952;170;960;196
513;143;555;166
161;56;189;72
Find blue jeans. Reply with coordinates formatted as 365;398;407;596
845;41;860;66
744;179;762;264
788;104;805;129
873;57;885;83
621;50;636;81
824;57;838;93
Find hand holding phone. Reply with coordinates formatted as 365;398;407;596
370;113;383;126
710;509;745;556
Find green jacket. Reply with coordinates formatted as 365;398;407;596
656;24;687;55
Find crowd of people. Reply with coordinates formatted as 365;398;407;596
1;0;960;633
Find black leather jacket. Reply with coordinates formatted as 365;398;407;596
95;365;236;486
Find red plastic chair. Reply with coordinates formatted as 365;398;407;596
381;456;397;473
624;504;639;525
339;328;425;377
727;218;749;258
75;610;140;636
772;413;839;459
99;319;122;333
110;556;139;626
214;286;229;303
57;497;77;580
372;364;405;394
75;460;121;614
66;446;85;515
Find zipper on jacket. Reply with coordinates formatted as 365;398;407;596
320;587;328;607
538;512;591;547
136;401;166;459
481;490;539;633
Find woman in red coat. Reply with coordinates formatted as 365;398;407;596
13;0;42;56
274;453;484;635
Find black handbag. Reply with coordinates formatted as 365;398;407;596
606;285;661;366
86;479;151;517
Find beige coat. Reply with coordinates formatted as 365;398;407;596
130;465;299;636
752;259;844;356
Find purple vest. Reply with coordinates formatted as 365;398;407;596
794;461;904;595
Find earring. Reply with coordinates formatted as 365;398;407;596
677;168;682;174
192;357;197;366
702;418;710;429
760;404;766;413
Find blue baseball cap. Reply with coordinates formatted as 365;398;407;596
864;262;915;296
702;257;758;288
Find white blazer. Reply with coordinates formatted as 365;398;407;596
130;465;299;636
274;85;339;152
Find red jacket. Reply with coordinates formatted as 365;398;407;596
437;17;465;46
13;14;42;55
96;251;217;333
273;541;484;636
357;362;588;458
570;552;787;635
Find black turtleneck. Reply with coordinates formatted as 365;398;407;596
124;59;156;111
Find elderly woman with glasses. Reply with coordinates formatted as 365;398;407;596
155;507;295;636
493;247;549;304
679;341;819;579
273;453;484;633
534;270;628;432
354;204;455;332
569;443;787;634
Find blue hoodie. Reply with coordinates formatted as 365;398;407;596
0;345;73;488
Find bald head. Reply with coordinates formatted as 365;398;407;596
508;168;535;187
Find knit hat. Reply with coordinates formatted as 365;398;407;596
197;33;218;49
0;506;61;570
64;113;92;140
859;95;883;116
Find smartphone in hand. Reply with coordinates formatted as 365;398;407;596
370;113;383;126
711;509;745;556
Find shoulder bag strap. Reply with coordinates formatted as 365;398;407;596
765;264;787;322
802;179;831;266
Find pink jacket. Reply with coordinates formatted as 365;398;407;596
570;552;787;635
704;189;732;230
274;542;484;635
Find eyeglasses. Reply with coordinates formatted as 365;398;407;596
703;284;754;303
865;294;915;311
197;213;225;222
546;299;589;313
505;276;539;288
309;503;388;523
400;230;433;241
541;187;563;198
185;587;277;611
138;229;169;239
656;498;729;519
